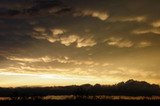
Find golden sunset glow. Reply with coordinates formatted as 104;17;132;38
0;0;160;87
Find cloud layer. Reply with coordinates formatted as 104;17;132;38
0;0;160;86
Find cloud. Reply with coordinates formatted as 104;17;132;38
2;55;102;78
76;37;97;48
102;63;113;67
104;37;134;48
33;29;97;48
133;29;150;35
47;37;58;43
110;16;146;22
48;28;65;43
152;20;160;27
74;10;109;21
34;27;46;32
115;67;159;80
34;27;64;36
60;35;97;48
7;56;52;63
32;28;65;43
6;55;99;67
104;37;152;48
133;28;160;35
0;0;71;18
72;60;99;66
51;29;64;36
0;0;160;85
136;41;151;48
60;35;79;46
6;56;76;65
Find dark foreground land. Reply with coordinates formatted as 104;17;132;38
0;80;160;106
0;100;160;106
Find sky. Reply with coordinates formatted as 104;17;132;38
0;0;160;87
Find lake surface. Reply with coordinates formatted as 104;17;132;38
44;95;160;100
0;95;160;100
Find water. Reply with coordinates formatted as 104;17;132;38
0;95;160;100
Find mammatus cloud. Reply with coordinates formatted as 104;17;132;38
33;28;63;43
76;37;97;48
51;29;65;36
60;35;97;47
60;35;79;46
34;27;65;36
48;28;65;43
74;10;109;21
33;28;97;48
104;37;134;48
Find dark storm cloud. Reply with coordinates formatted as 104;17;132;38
0;0;160;56
0;0;160;85
1;0;160;20
0;0;71;18
66;0;160;19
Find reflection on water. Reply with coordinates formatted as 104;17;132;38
44;95;160;100
44;95;74;100
0;95;160;100
0;97;10;101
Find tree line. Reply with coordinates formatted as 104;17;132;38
0;79;159;100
